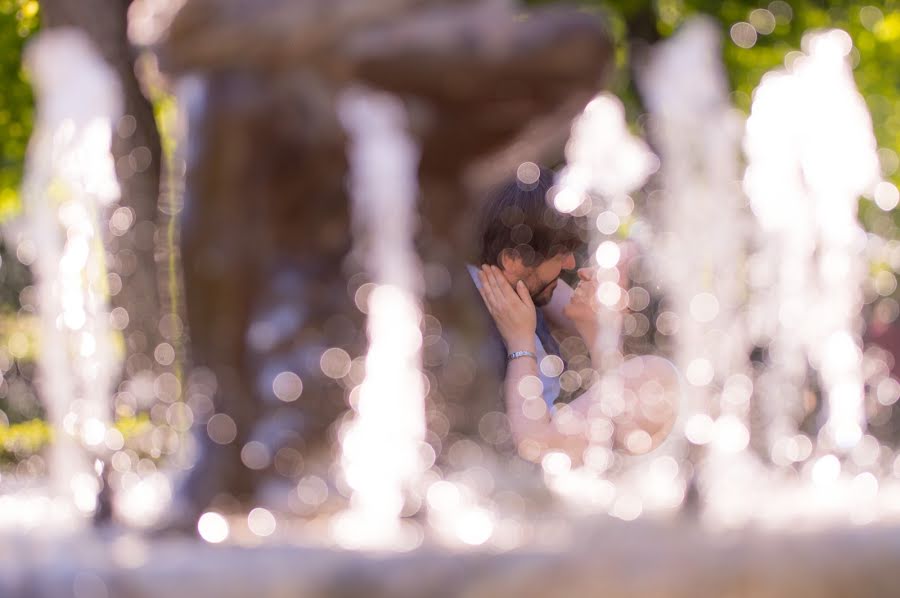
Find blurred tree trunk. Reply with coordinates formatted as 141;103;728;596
40;0;164;381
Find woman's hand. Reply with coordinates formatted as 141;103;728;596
477;265;536;351
563;267;600;344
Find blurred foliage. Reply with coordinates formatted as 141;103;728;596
0;0;38;221
526;0;900;235
0;310;37;360
0;413;151;462
0;4;179;453
0;417;50;460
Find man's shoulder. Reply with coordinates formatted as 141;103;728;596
465;263;481;287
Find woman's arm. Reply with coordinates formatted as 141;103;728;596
477;266;589;462
561;269;679;453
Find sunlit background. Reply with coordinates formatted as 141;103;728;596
3;0;900;594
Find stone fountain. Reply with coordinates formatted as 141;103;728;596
153;0;613;527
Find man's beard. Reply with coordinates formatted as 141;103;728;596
531;278;558;307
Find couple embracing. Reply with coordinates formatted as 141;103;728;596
471;166;679;465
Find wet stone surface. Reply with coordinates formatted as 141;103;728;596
6;518;900;598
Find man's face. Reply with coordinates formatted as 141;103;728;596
516;251;577;306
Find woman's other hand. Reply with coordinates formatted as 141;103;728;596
563;267;600;344
477;265;536;351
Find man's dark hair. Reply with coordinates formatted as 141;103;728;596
478;166;582;267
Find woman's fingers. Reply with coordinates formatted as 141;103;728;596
484;266;508;302
478;267;500;312
481;265;512;315
570;282;590;306
478;265;538;347
515;279;534;307
490;266;521;303
480;265;537;319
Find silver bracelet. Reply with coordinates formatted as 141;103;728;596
507;350;537;362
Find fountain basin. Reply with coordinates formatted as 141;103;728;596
5;519;900;598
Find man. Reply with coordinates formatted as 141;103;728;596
470;166;582;407
472;167;679;464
